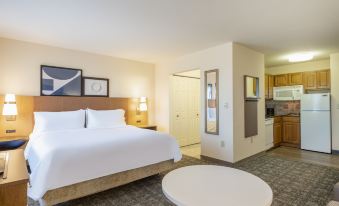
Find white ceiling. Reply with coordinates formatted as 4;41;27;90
0;0;339;66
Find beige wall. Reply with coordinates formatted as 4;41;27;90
0;38;155;123
156;43;234;162
155;42;265;162
233;44;265;162
266;59;330;75
331;53;339;150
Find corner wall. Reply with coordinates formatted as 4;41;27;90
155;42;265;162
330;53;339;150
232;44;266;162
155;43;234;162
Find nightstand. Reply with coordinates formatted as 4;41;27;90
137;125;157;131
0;136;28;151
0;149;29;206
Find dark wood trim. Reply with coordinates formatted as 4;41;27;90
40;65;83;97
82;76;109;97
204;69;219;135
200;155;233;165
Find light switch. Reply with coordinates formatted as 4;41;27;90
224;102;229;109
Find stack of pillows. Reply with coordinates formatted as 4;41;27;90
33;109;126;133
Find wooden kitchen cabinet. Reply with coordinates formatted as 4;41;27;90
282;116;300;147
265;74;274;99
317;70;330;89
265;75;269;99
274;74;288;87
303;71;317;89
268;75;274;99
273;117;282;146
289;72;303;85
270;69;330;90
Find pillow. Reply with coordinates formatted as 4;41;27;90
86;109;126;129
33;110;86;133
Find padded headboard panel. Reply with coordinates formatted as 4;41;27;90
0;96;147;137
34;96;129;120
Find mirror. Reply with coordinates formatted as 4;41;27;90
244;75;259;100
205;69;219;135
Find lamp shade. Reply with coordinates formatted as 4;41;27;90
2;103;18;116
4;94;16;102
140;96;147;103
139;102;148;112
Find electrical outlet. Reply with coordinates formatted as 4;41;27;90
220;140;225;148
6;129;16;134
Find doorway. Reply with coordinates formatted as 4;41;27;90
170;69;201;151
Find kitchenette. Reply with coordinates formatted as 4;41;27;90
265;68;331;153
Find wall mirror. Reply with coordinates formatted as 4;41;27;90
244;75;259;100
205;69;219;135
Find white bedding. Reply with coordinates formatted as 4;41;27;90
25;125;182;200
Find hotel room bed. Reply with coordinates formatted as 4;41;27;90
25;125;182;205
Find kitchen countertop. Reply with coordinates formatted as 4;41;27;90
273;113;300;117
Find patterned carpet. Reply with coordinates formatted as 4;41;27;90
29;154;339;206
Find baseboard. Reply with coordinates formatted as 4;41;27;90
200;155;233;166
201;150;268;165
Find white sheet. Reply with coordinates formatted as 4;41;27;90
25;125;182;200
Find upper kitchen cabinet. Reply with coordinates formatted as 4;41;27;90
274;74;288;87
317;70;330;89
265;75;269;98
288;72;303;85
303;69;330;90
265;74;274;99
303;71;317;89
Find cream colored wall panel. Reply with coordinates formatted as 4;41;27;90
0;38;155;123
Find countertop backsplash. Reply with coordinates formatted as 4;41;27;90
266;100;300;116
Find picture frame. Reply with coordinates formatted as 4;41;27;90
82;77;109;97
41;65;82;96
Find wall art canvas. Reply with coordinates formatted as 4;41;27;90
82;77;109;97
41;65;82;96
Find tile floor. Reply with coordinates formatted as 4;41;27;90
180;143;201;159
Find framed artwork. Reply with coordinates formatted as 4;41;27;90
82;77;109;97
41;65;82;96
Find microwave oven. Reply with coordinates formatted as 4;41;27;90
273;85;304;101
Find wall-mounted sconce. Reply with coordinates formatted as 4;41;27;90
137;97;148;115
2;94;18;121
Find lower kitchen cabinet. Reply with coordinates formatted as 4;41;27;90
273;116;300;148
273;117;282;146
282;121;300;145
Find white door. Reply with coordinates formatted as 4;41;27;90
170;75;200;147
301;93;330;111
188;78;200;144
171;76;189;146
301;111;331;153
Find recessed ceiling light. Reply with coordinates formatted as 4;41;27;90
288;52;314;63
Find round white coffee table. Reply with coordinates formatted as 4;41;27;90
162;165;273;206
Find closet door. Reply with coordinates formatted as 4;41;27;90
188;78;200;144
171;76;189;146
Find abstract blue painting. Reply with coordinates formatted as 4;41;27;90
41;65;82;96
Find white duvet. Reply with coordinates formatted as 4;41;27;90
25;125;182;200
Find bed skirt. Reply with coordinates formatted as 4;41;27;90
38;159;175;206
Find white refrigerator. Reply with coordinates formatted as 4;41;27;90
301;93;331;153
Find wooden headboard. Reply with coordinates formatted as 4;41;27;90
0;96;148;137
